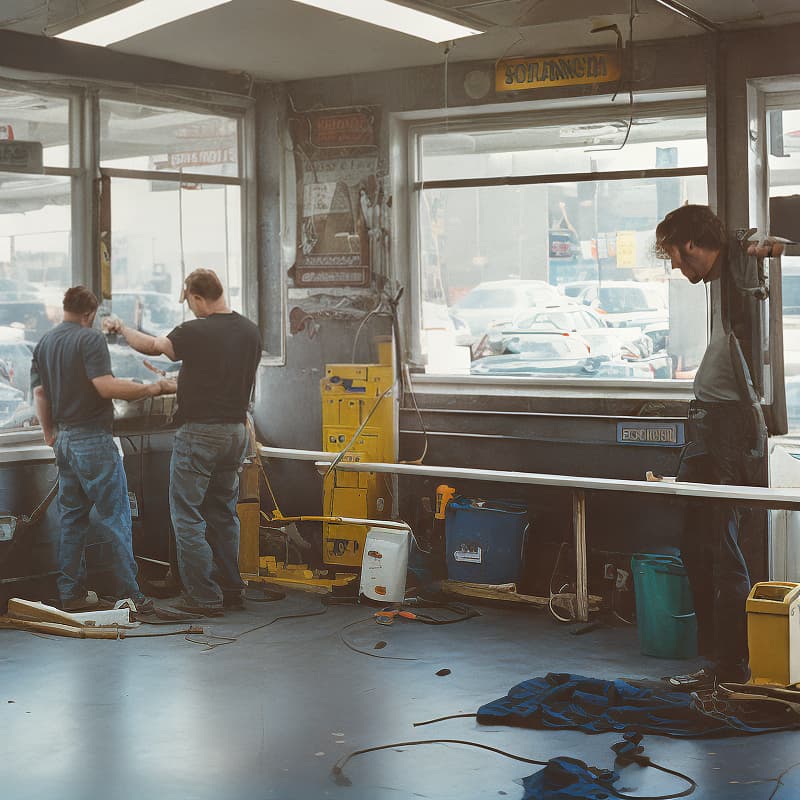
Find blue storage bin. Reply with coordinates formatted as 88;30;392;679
445;497;529;584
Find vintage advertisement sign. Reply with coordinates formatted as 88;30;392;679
0;140;43;172
496;50;621;93
289;106;381;288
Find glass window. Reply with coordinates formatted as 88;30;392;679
0;171;71;430
419;178;707;377
767;104;800;431
419;114;707;182
100;99;238;178
0;89;71;169
108;177;242;341
100;97;246;383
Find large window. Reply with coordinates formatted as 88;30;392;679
767;99;800;431
100;99;245;358
412;104;709;381
0;82;255;433
0;88;75;430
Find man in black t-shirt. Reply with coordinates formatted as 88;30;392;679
32;286;169;613
106;269;262;616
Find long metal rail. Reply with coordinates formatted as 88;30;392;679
259;445;800;622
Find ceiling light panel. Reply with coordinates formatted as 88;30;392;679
289;0;483;43
55;0;233;47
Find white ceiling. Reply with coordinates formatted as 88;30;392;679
2;0;800;82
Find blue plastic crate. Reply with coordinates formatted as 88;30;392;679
445;497;529;585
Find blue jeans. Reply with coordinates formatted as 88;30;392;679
678;401;759;677
169;422;248;607
53;425;144;604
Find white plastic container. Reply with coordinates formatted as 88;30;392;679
359;525;412;603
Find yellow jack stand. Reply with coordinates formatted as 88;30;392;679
246;555;359;594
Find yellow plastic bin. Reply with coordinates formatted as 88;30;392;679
746;582;800;687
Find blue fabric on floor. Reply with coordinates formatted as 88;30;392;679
477;673;732;737
521;757;619;800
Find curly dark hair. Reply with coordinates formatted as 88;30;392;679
655;204;727;259
62;285;99;314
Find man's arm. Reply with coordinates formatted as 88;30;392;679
103;318;177;361
91;375;174;401
32;386;56;446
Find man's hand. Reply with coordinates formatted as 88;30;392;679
42;428;56;447
102;316;125;335
157;377;178;394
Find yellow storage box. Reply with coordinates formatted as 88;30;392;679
746;582;800;687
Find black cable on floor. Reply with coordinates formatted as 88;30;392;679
338;618;418;661
767;761;800;800
332;739;697;800
610;761;696;800
186;605;329;651
413;712;477;727
332;738;548;782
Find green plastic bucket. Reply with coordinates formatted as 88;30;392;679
631;553;697;659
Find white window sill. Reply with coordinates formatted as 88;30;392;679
410;373;696;401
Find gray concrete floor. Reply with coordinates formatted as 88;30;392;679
1;590;799;800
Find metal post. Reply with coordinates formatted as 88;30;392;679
573;489;589;623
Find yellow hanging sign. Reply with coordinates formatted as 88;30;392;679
616;231;637;268
496;51;622;93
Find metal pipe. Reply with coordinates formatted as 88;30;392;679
259;446;800;510
573;490;588;623
652;0;719;32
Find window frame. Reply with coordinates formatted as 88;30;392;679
393;90;709;399
96;88;259;330
0;73;265;443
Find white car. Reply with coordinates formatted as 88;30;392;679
575;281;668;329
452;280;563;342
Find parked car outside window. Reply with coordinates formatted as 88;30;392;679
452;279;563;343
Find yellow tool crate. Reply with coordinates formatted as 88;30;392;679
746;581;800;687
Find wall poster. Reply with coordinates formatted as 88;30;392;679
289;106;381;288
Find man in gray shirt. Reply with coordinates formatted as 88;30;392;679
31;286;171;612
655;205;768;690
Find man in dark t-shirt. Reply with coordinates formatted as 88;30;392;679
106;269;261;616
31;286;170;612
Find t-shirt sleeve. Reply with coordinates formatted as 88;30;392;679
167;323;192;361
81;331;113;380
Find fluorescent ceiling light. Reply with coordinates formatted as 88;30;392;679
289;0;482;43
55;0;232;47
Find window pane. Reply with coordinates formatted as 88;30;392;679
0;173;71;429
769;106;800;431
420;174;708;379
0;88;70;169
419;114;706;182
108;178;242;379
100;99;238;178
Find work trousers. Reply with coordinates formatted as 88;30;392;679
677;400;760;677
53;424;144;605
169;422;248;608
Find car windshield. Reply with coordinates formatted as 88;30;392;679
456;288;517;309
599;287;658;313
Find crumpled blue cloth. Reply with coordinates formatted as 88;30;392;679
478;673;732;737
522;757;619;800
